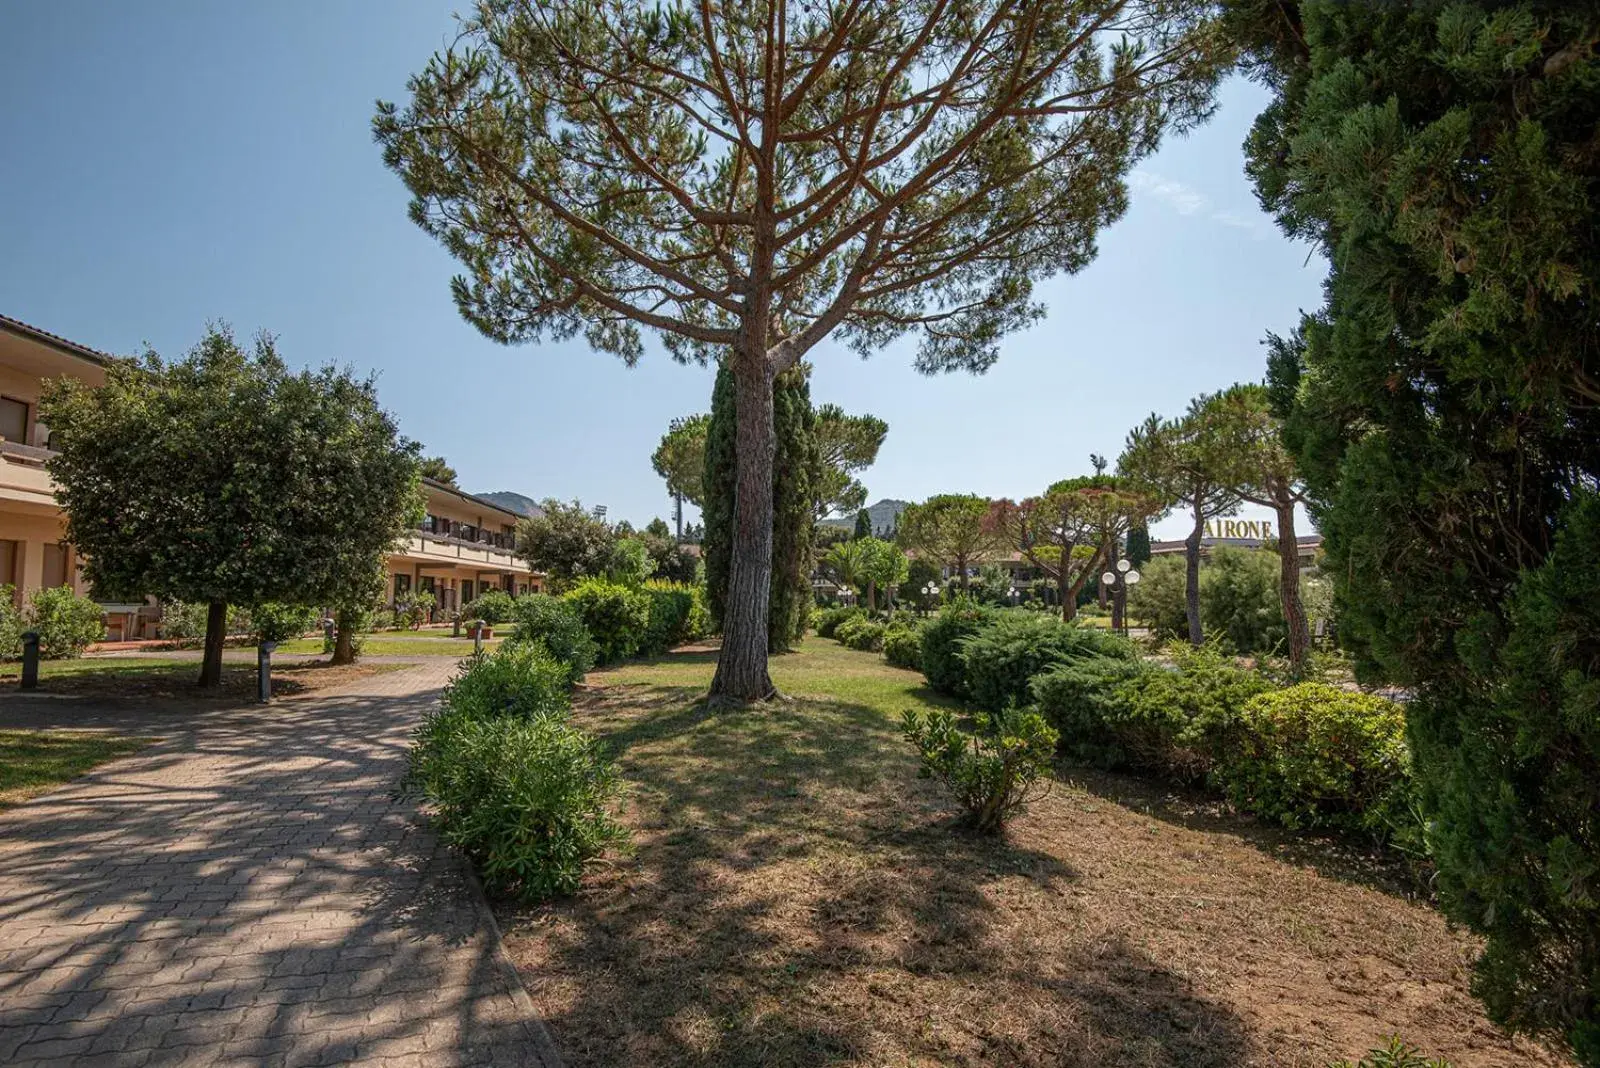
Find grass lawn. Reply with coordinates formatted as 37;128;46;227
0;730;155;808
497;639;1567;1068
0;656;414;700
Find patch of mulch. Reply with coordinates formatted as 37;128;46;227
496;683;1572;1068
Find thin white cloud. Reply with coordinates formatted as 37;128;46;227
1129;170;1271;239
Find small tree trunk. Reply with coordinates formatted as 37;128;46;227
1276;498;1310;673
1058;566;1072;623
1185;499;1205;647
331;608;358;666
867;579;877;613
199;600;227;688
709;358;778;703
956;552;969;594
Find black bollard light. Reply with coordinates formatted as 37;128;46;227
257;640;277;703
20;630;39;690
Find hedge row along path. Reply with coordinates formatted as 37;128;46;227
0;661;562;1068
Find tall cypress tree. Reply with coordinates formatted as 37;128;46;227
704;362;817;651
769;365;817;651
702;365;737;631
1232;2;1600;1059
1125;521;1151;567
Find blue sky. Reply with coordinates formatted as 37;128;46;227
0;3;1327;540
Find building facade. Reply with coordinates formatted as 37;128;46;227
0;316;106;616
2;314;542;637
385;480;542;618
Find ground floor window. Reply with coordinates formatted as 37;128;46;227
394;573;411;601
461;580;474;604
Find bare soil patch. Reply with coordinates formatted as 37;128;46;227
496;642;1570;1068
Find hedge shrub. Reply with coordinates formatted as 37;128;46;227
956;612;1136;713
404;648;627;902
882;621;923;670
562;579;650;665
249;602;319;644
835;615;886;652
443;642;573;720
466;588;517;625
918;599;999;697
508;595;598;685
0;585;22;659
815;605;864;639
638;580;709;656
1216;683;1411;837
26;587;105;659
1105;645;1274;781
1029;656;1153;764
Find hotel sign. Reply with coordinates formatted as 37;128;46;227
1204;518;1274;540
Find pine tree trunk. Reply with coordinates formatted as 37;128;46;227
1185;500;1205;646
709;358;777;703
956;552;969;594
1276;497;1310;673
199;600;227;688
1058;566;1072;623
331;608;358;666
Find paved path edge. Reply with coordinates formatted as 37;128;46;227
461;862;568;1068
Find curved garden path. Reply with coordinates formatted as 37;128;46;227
0;662;561;1068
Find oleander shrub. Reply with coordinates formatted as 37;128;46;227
918;599;999;697
25;587;105;659
158;599;251;641
1106;644;1273;781
815;605;864;639
0;586;22;659
507;595;598;685
396;590;436;629
835;615;887;652
882;621;923;670
902;705;1059;834
466;588;517;625
638;580;709;655
249;602;319;644
561;578;650;665
1216;683;1411;838
443;643;573;721
956;612;1137;713
404;650;627;902
1327;1038;1451;1068
1029;655;1153;764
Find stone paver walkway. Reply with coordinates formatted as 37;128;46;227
0;663;561;1067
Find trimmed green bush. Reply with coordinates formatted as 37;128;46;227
882;621;922;670
26;587;104;659
249;602;319;644
562;578;650;665
1217;683;1410;838
918;599;998;697
466;588;516;625
1029;656;1153;764
0;586;22;659
835;615;886;652
638;580;709;656
404;649;627;902
956;612;1137;713
902;706;1059;834
815;605;863;639
508;595;597;685
1107;645;1273;781
443;643;573;721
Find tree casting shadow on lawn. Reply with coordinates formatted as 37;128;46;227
513;685;1251;1067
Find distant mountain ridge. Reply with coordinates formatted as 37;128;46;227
819;498;909;536
475;490;544;518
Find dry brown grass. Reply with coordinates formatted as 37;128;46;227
497;641;1571;1068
